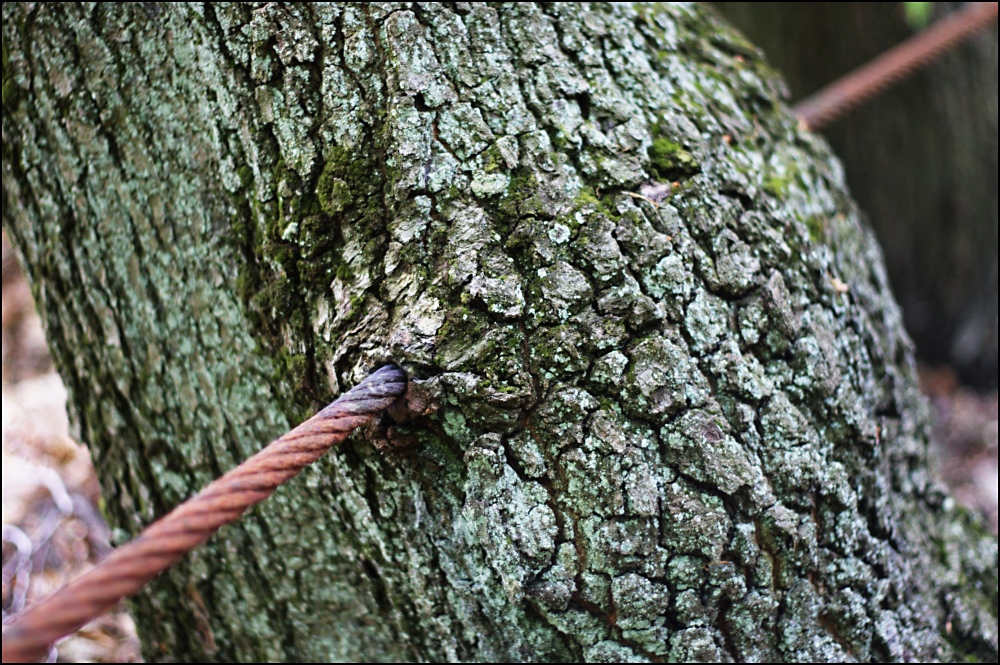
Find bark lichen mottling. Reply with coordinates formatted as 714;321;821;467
2;2;996;662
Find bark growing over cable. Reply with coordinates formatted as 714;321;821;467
3;3;996;662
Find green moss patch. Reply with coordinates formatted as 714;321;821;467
647;137;699;182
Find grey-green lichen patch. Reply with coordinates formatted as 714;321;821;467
460;435;559;602
624;336;710;419
661;480;732;560
661;410;761;497
4;1;995;662
532;260;594;324
612;574;671;632
590;350;629;387
471;171;510;198
468;272;525;319
669;627;727;663
584;640;650;664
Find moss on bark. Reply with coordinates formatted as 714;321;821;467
3;2;996;662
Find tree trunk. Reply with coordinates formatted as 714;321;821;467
716;2;999;390
3;2;996;662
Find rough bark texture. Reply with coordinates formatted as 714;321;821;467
2;2;997;662
717;2;999;390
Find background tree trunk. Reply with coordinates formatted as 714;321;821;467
3;2;997;662
717;2;999;390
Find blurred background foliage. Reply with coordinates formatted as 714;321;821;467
903;1;935;30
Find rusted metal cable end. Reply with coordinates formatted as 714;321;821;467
794;2;998;131
1;364;407;663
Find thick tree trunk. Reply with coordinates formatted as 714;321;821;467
717;2;999;390
3;2;996;662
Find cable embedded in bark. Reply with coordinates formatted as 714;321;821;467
794;2;998;130
1;364;408;663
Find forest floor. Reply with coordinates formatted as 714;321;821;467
2;232;142;662
1;229;997;662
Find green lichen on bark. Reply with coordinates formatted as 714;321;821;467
2;2;996;663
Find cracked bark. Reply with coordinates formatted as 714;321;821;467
3;3;996;662
717;2;999;390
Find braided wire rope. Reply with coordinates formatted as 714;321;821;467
1;363;408;663
793;2;998;130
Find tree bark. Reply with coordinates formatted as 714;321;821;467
3;2;996;662
716;2;999;390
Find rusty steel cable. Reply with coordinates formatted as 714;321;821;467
794;2;999;130
1;363;408;663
